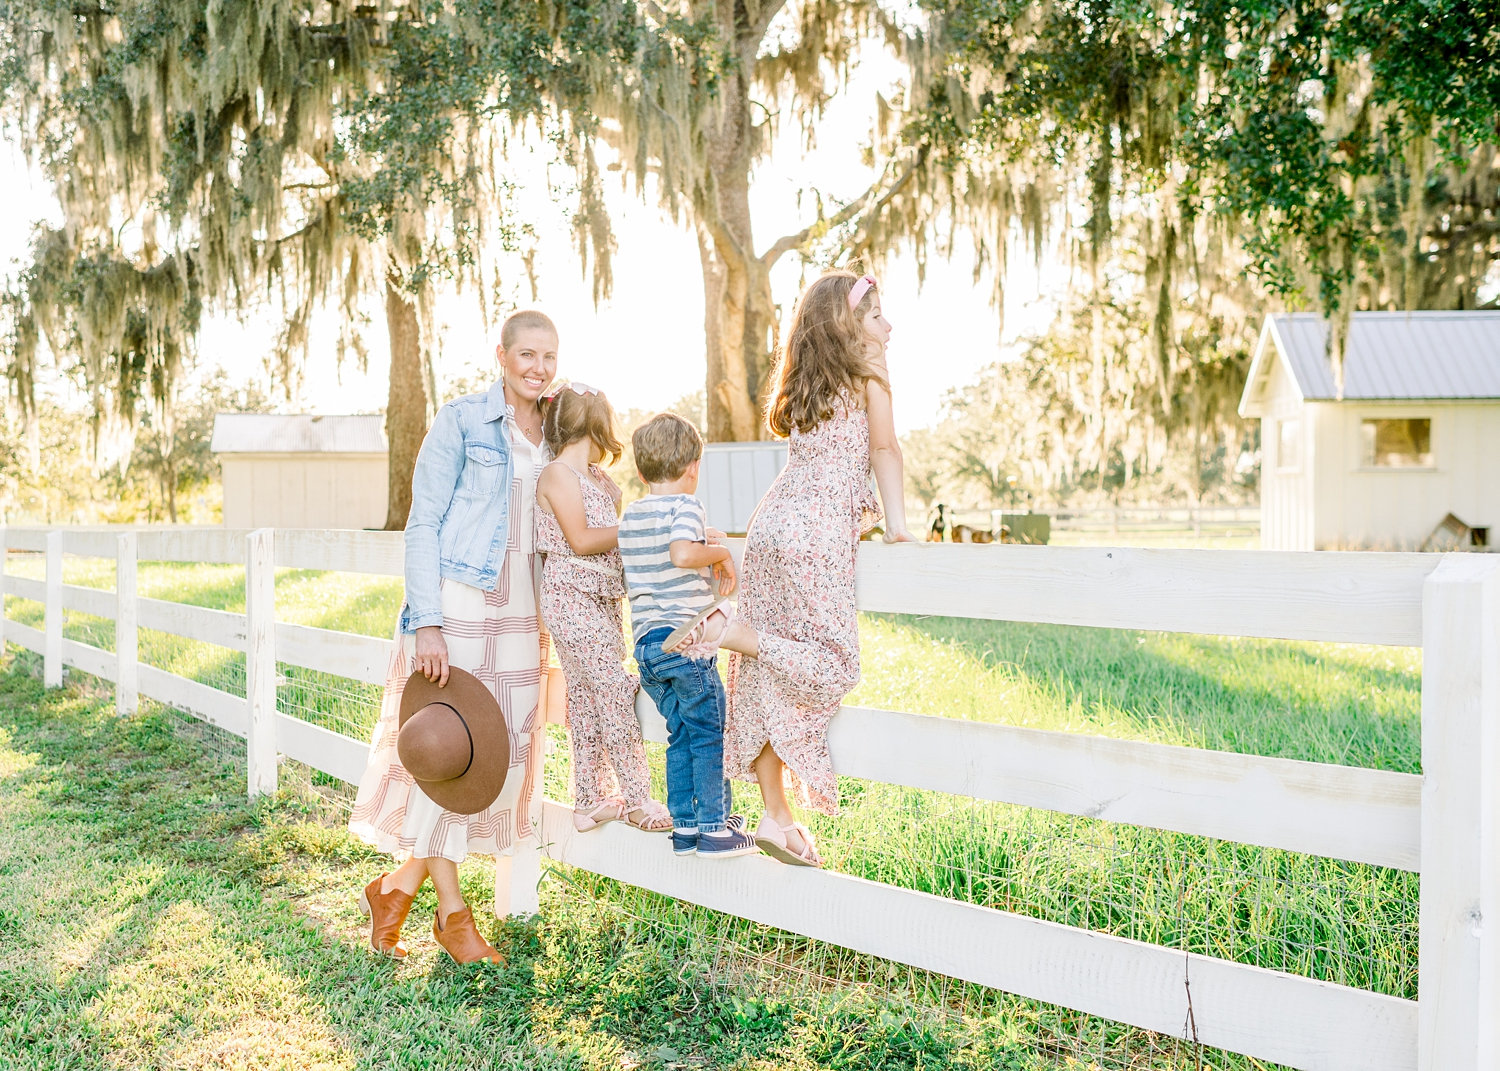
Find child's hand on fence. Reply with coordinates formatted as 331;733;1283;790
413;626;450;687
706;526;727;545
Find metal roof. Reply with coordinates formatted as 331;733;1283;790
210;413;387;455
1270;310;1500;400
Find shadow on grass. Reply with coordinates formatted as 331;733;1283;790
874;613;1422;774
0;655;964;1071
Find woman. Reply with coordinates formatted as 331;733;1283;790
348;309;557;963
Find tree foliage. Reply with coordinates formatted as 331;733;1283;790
0;0;570;525
887;0;1500;398
525;0;919;441
0;371;270;523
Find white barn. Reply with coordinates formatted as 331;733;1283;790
697;442;788;534
210;414;388;530
1239;311;1500;551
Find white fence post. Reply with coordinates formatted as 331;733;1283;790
44;529;62;687
502;828;543;918
116;532;137;716
245;528;277;799
1418;554;1500;1071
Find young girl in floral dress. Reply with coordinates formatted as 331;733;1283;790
535;384;672;834
713;270;917;867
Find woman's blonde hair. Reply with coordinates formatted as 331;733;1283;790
542;387;623;464
765;270;888;438
500;309;557;350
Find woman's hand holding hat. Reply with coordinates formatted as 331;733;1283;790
414;626;450;687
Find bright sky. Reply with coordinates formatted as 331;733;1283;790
0;43;1070;436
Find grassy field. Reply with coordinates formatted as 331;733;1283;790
0;554;1423;1069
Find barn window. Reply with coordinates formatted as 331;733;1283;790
1361;418;1433;468
1276;419;1301;469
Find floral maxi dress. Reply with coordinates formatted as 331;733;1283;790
348;421;550;863
535;463;652;813
725;395;881;815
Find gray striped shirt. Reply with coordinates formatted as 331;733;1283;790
619;494;717;642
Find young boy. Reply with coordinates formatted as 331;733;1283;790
619;413;756;857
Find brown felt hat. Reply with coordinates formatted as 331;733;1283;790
397;666;510;816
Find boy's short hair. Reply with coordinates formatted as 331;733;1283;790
633;412;703;484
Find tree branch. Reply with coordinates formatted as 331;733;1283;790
747;0;790;44
759;152;920;268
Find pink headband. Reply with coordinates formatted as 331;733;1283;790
848;274;877;310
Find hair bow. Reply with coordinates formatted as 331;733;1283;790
543;381;600;400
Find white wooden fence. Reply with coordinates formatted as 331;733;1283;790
0;524;1495;1071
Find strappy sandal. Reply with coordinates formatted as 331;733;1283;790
754;814;822;868
664;599;730;652
622;799;673;833
573;798;625;832
672;606;735;660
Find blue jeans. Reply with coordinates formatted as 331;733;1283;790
635;627;732;832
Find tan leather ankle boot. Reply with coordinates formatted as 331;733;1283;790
433;905;502;964
358;873;414;959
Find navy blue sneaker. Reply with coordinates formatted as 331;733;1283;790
670;829;699;855
695;828;758;858
672;814;747;856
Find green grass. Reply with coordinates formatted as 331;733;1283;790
0;554;1424;1069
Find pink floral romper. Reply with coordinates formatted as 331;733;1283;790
725;393;881;815
535;463;652;812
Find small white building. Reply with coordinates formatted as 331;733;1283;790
697;442;789;534
1239;311;1500;551
210;414;388;530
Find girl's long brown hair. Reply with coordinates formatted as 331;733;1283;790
765;270;888;438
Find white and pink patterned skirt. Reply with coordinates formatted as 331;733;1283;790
348;564;549;862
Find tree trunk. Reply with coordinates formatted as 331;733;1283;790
383;279;431;531
698;28;773;443
165;454;178;522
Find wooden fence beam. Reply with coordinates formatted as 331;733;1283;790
1418;554;1500;1071
115;532;137;716
245;528;277;799
44;530;62;688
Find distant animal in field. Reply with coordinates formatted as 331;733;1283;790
929;503;948;541
949;523;994;544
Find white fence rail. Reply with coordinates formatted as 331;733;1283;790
0;523;1494;1071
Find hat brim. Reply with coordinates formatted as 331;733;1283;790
399;666;510;816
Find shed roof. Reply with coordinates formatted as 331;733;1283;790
210;413;387;455
1239;311;1500;416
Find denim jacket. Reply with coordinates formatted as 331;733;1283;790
399;381;516;633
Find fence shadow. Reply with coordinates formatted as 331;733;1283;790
0;660;591;1070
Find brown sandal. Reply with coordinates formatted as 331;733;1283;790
433;905;503;964
358;873;414;959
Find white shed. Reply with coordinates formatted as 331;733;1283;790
698;442;788;534
210;414;388;530
1239;311;1500;551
